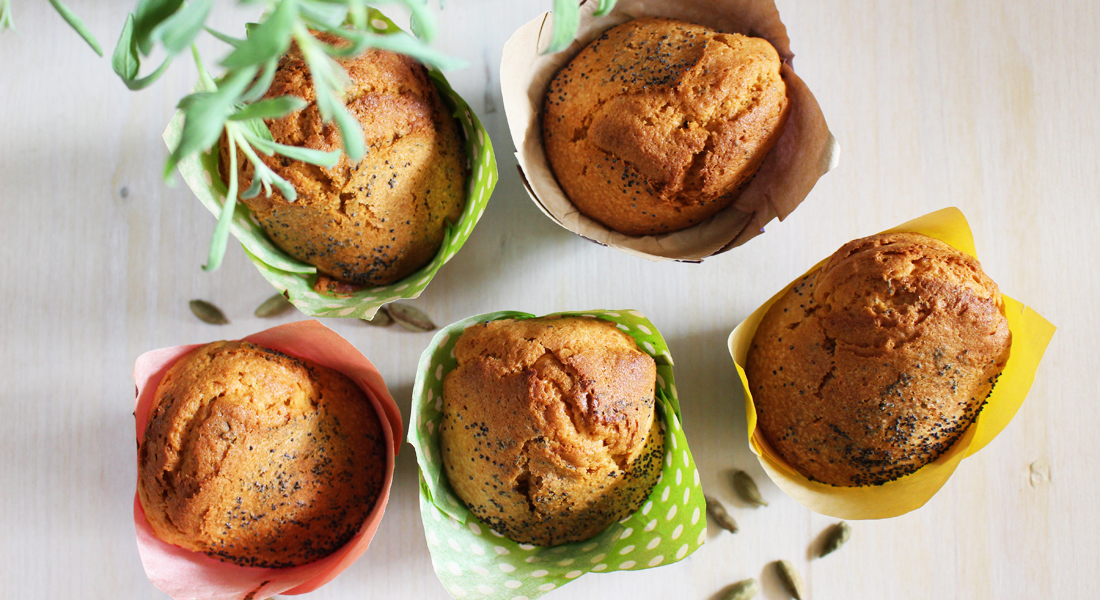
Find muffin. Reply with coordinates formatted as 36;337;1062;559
137;340;387;568
220;35;468;287
441;317;664;546
746;233;1012;486
542;17;790;236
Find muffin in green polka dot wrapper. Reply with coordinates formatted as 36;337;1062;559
164;10;497;320
410;310;706;600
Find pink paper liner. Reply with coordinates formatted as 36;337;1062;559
131;320;401;600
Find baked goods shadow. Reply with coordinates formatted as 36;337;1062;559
425;109;582;300
664;326;775;524
346;381;440;576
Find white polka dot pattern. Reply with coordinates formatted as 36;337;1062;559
409;310;706;599
166;8;497;321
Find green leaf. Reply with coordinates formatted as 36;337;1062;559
205;26;243;48
120;56;174;90
112;14;139;80
247;133;341;168
336;0;436;39
298;0;348;29
165;65;258;178
240;58;278;102
299;36;365;161
151;0;214;54
544;0;579;54
594;0;616;17
395;0;436;41
241;176;267;199
296;34;346;117
264;141;341;167
191;43;216;89
409;11;427;40
330;103;364;161
323;28;466;71
241;174;266;200
132;0;184;55
345;0;366;28
251;160;297;200
222;0;297;69
237;112;275;142
268;172;297;199
204;132;240;271
1;0;14;31
48;0;103;56
113;11;175;89
234;140;299;201
228;95;306;121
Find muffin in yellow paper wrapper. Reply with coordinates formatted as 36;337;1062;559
727;207;1055;519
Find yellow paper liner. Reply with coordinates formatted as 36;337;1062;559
727;207;1056;519
500;0;839;262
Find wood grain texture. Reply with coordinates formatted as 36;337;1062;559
0;0;1096;598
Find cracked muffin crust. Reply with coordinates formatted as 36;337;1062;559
137;341;386;568
542;17;789;236
220;35;467;286
746;233;1012;486
441;317;663;546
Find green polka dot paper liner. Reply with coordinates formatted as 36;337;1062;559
409;310;706;600
164;9;497;320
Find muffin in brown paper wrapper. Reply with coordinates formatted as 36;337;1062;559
501;0;839;262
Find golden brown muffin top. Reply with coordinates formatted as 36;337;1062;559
222;33;467;286
747;233;1012;486
138;341;386;567
543;17;789;235
441;317;662;545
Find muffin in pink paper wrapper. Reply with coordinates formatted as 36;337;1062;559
131;320;401;600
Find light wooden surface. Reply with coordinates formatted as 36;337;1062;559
1;1;1097;598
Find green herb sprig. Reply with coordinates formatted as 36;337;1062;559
544;0;616;54
1;0;103;55
111;0;464;271
4;0;595;271
0;0;13;31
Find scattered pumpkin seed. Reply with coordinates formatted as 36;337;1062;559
732;470;768;507
254;293;293;318
820;521;852;557
704;495;739;534
775;560;806;600
721;578;758;600
387;302;436;332
189;299;228;325
362;307;395;327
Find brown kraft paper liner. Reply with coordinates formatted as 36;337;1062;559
501;0;840;262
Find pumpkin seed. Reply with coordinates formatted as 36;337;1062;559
775;560;805;600
189;299;228;325
732;470;768;507
820;521;852;557
362;307;395;327
254;293;293;318
704;495;739;534
721;578;758;600
387;303;436;332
